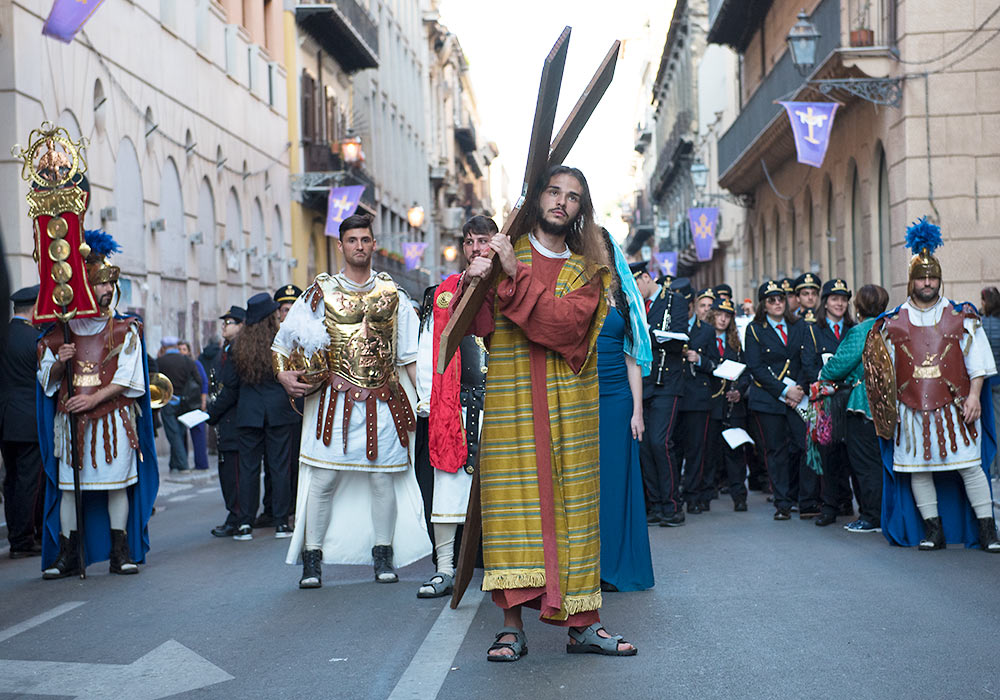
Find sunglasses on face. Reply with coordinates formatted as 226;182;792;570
223;319;241;326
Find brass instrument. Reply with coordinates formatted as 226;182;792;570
149;372;174;409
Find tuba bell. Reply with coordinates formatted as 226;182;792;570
149;372;174;409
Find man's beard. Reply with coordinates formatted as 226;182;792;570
538;214;572;236
98;293;113;309
914;285;939;303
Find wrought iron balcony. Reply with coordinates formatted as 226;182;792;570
296;0;379;73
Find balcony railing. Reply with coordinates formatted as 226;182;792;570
716;0;841;179
296;0;379;73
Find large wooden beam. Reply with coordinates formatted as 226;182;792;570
435;33;620;374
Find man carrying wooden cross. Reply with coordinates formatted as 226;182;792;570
456;164;637;660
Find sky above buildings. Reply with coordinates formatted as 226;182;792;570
438;0;676;241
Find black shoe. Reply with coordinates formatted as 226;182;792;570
700;501;711;512
766;495;774;503
799;509;822;520
253;514;276;528
372;544;398;583
42;532;82;579
646;510;662;524
687;502;703;514
275;523;293;539
918;516;945;550
211;523;238;537
660;511;685;527
773;509;791;521
600;580;619;592
734;501;747;512
977;517;1000;553
814;513;837;527
299;549;323;588
233;524;253;541
10;543;42;559
109;529;139;575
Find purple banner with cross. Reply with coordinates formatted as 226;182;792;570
403;242;428;270
654;252;677;278
688;207;719;262
779;101;840;168
324;185;365;236
42;0;108;43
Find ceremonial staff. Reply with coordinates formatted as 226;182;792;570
13;125;100;578
442;29;621;609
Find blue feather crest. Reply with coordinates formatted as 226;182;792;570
84;229;122;258
904;216;942;255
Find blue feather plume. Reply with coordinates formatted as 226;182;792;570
904;216;942;255
84;229;122;258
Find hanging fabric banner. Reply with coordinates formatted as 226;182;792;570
778;101;840;168
324;185;365;236
42;0;108;43
403;242;428;270
654;251;677;277
688;207;719;262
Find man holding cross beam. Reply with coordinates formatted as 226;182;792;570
456;165;637;660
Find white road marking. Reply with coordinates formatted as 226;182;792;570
387;587;485;700
0;639;233;699
168;494;196;503
0;601;86;644
197;486;218;494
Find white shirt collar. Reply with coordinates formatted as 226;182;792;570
528;232;571;259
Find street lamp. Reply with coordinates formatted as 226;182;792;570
690;160;709;189
786;10;820;76
339;130;362;165
443;245;458;263
407;203;425;229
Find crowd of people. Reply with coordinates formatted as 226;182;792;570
2;166;999;662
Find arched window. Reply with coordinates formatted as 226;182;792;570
759;216;767;280
878;148;890;287
772;208;782;277
159;157;186;279
197;178;216;280
250;197;266;285
825;178;834;279
803;187;815;273
271;205;284;285
113;137;145;273
850;164;863;288
225;188;243;288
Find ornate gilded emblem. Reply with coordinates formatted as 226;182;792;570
863;326;898;439
436;291;453;308
11;123;88;190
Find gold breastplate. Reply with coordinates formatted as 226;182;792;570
320;273;399;388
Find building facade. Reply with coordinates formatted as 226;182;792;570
0;0;291;351
708;0;1000;302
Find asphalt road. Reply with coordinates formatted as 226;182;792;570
1;473;998;700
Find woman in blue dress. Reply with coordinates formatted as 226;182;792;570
597;234;654;592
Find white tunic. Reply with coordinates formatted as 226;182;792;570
276;270;430;567
881;297;997;472
416;304;475;524
38;317;146;490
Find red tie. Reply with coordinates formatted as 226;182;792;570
833;324;841;341
717;337;724;357
777;323;787;345
645;299;652;313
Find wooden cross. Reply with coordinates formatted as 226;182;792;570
446;28;620;609
436;28;621;374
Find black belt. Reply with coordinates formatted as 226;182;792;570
459;385;485;474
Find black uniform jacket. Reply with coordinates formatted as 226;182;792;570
679;319;719;412
0;317;42;442
643;286;689;399
207;346;298;429
708;335;751;421
744;317;819;415
206;344;240;450
805;318;854;358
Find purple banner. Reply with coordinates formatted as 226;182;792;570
42;0;107;43
654;252;677;277
403;242;428;270
325;185;365;236
689;207;718;262
779;101;840;168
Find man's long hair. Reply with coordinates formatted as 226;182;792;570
519;165;608;270
232;313;279;385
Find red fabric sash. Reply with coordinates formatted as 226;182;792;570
428;274;467;473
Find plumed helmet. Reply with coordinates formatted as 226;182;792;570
905;216;942;282
83;229;121;285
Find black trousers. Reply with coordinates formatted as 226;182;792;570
844;413;884;525
640;393;682;516
218;449;240;526
752;409;807;511
708;416;749;503
820;441;852;516
678;410;711;505
237;423;293;527
745;415;769;490
1;440;44;551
